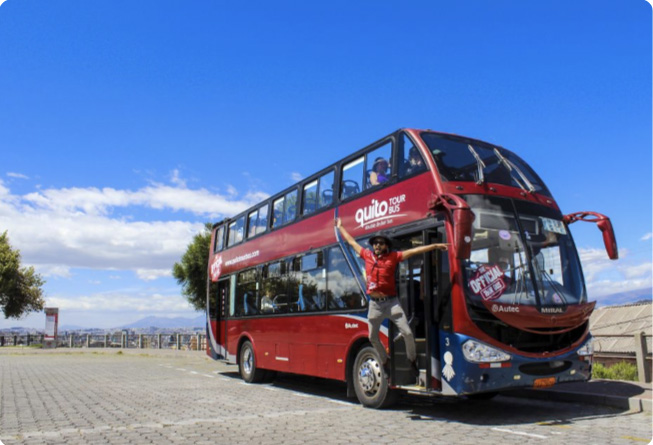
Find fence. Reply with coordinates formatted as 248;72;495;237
593;333;652;384
0;332;207;351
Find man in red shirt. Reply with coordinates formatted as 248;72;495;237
336;218;448;379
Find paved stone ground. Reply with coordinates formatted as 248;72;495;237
0;349;651;444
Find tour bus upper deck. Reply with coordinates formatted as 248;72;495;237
210;128;560;256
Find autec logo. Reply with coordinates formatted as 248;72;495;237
492;304;519;313
345;323;359;329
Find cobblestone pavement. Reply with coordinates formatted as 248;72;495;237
0;349;651;444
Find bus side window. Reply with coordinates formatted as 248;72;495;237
303;169;335;216
261;262;284;314
399;134;427;178
227;217;244;248
273;190;298;228
318;170;334;209
284;189;298;223
297;252;326;312
341;157;364;200
272;197;284;229
247;210;258;239
365;142;392;189
326;246;366;310
236;269;259;317
257;203;269;235
303;180;318;216
247;204;269;238
214;226;225;252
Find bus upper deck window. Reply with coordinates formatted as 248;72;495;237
365;143;392;189
214;226;225;252
341;157;363;199
399;135;427;178
318;170;334;209
284;189;297;223
303;180;318;216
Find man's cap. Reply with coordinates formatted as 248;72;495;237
369;233;392;248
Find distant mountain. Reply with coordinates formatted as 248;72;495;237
595;287;652;307
59;325;88;331
120;315;205;329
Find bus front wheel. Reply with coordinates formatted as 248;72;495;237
239;340;266;383
352;345;397;408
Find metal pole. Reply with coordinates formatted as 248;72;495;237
635;332;650;383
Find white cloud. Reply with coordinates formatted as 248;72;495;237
641;233;652;241
290;172;303;182
0;178;267;282
169;169;187;188
135;268;173;281
46;291;194;313
578;247;652;300
7;172;29;179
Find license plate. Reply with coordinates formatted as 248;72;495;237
533;377;556;388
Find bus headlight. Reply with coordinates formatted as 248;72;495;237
462;340;511;363
576;340;593;356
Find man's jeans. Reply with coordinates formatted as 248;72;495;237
368;297;416;364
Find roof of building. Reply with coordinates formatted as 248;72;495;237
590;301;652;355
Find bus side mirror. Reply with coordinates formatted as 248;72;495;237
597;218;618;260
564;211;618;260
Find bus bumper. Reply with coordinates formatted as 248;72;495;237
438;332;592;396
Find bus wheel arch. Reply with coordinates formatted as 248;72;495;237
238;337;266;383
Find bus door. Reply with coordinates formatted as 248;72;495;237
391;229;447;388
429;228;450;392
210;278;230;360
391;232;428;385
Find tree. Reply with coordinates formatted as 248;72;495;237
0;231;45;319
173;222;212;311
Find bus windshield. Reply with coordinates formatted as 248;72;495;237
419;132;552;197
462;195;586;311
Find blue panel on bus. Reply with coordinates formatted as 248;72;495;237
437;332;592;396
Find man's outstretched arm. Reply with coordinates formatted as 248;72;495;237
401;243;449;261
335;218;363;255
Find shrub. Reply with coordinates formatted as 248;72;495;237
592;361;638;381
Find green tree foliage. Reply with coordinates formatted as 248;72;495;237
0;231;45;318
173;223;212;311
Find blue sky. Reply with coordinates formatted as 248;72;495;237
0;0;650;329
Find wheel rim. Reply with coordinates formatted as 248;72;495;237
358;356;382;395
243;346;253;375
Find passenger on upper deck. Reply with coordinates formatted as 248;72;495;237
405;147;426;176
370;157;389;185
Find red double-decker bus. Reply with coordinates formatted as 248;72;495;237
206;128;618;408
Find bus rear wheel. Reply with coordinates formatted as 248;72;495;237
352;346;397;408
239;340;266;383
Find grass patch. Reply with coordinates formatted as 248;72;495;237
592;361;638;381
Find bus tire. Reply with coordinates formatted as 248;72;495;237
352;345;397;409
239;340;266;383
